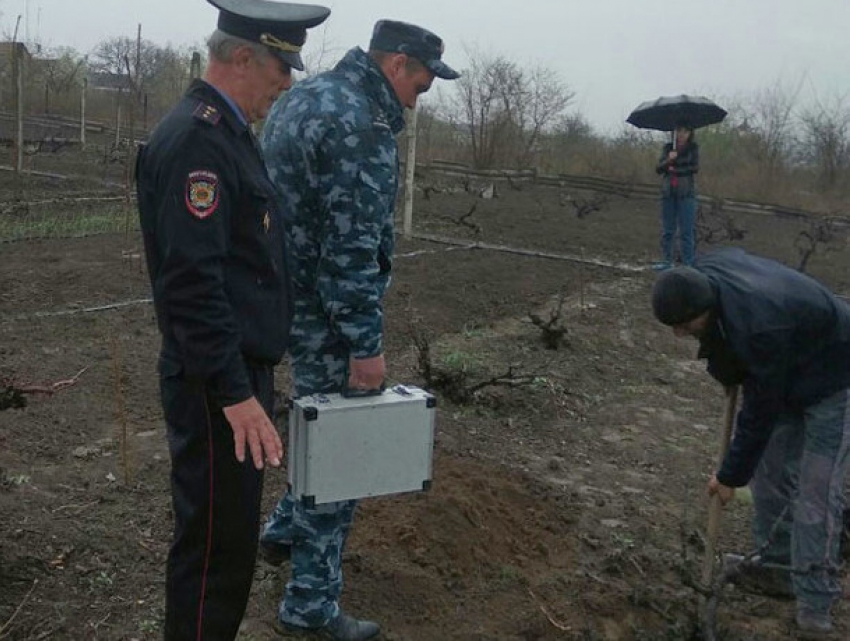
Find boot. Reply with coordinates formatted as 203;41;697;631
275;611;380;641
796;605;833;636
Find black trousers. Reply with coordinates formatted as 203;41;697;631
160;358;274;640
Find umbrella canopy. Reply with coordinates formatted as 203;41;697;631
626;94;727;132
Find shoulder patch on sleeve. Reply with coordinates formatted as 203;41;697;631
193;102;222;125
185;170;220;219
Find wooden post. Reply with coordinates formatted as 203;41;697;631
80;77;87;148
190;52;201;80
123;24;141;221
115;93;122;148
13;42;24;173
402;107;418;237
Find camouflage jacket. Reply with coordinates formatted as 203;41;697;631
262;47;405;358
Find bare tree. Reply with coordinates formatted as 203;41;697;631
448;49;504;167
90;36;195;120
446;46;574;168
30;46;85;114
511;65;576;166
741;79;803;178
799;97;850;189
91;36;154;84
299;24;341;76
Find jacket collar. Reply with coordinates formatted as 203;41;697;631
335;47;405;134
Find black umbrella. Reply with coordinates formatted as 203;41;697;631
626;94;727;132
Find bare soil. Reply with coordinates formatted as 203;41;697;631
1;166;849;640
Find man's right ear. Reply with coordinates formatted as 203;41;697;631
232;45;254;71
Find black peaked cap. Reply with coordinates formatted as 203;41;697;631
207;0;330;71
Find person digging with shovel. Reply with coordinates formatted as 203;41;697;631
651;247;850;636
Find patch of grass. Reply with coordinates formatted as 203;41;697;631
139;618;161;634
0;205;138;242
497;564;521;584
0;470;31;488
441;349;482;372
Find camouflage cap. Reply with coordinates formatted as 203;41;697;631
369;20;460;80
207;0;330;71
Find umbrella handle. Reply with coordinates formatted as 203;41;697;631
701;385;739;587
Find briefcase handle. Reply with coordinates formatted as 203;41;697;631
341;383;386;399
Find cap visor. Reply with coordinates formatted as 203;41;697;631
274;50;304;72
427;60;460;80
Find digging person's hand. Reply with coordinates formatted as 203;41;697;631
707;474;735;505
348;354;385;391
223;397;283;470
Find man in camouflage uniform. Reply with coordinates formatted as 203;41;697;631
651;248;850;636
259;19;459;641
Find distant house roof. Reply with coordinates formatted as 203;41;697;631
87;71;132;92
0;42;32;59
0;42;33;75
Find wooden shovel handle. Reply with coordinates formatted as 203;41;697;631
701;385;739;586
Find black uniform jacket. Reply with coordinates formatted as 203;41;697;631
696;248;850;487
137;79;291;406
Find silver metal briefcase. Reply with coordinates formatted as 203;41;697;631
288;384;437;507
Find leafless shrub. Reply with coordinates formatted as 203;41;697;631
560;194;609;219
528;296;569;350
411;331;537;404
695;199;747;244
795;218;839;273
452;202;481;234
0;385;27;410
420;184;444;201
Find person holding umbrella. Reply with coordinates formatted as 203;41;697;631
654;123;699;270
626;94;726;270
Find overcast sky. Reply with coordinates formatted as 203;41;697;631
1;0;848;133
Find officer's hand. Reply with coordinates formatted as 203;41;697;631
668;150;678;161
707;474;735;505
348;354;385;391
222;397;283;470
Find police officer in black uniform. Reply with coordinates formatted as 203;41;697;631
136;1;329;638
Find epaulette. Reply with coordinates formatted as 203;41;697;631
193;102;222;126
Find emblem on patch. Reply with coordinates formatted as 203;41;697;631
185;170;220;219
